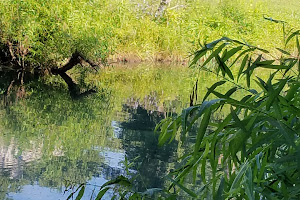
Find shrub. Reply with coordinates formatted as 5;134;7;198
156;25;300;199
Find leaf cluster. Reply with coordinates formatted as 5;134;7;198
156;29;300;199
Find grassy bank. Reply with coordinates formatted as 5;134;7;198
0;0;299;63
111;0;300;61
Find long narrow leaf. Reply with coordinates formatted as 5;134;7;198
266;78;288;110
201;43;227;67
75;186;85;200
215;54;234;80
229;161;250;192
237;55;249;82
96;188;110;200
190;49;208;67
194;109;211;155
203;80;226;101
285;30;300;45
167;177;198;198
223;46;243;62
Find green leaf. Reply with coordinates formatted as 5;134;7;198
276;48;291;55
190;48;208;67
194;109;211;155
240;94;253;102
154;118;168;133
129;193;141;200
257;65;289;70
296;36;300;55
267;118;296;147
237;55;248;82
100;175;131;189
255;76;267;91
255;153;262;170
168;119;178;144
215;177;225;200
75;186;85;200
201;43;227;67
248;89;258;94
186;99;223;133
266;78;288;110
67;184;85;200
243;167;254;200
283;59;298;76
221;48;228;60
165;194;177;200
222;46;243;62
158;118;173;146
246;54;262;73
256;60;275;65
230;161;250;192
215;54;234;80
258;152;268;181
230;107;250;136
213;113;232;135
225;87;237;98
158;116;181;146
285;82;300;101
66;192;74;200
203;80;226;101
285;30;300;45
201;158;207;184
182;106;198;133
229;48;254;68
297;147;300;178
167;177;198;198
205;37;231;49
245;56;255;87
95;187;110;200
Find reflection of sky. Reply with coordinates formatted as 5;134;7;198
6;149;126;200
111;120;123;139
100;149;125;169
8;177;113;200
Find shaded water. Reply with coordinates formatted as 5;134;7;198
0;64;229;199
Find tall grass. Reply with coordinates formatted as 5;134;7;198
1;0;299;63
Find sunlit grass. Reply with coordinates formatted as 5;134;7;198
0;0;299;63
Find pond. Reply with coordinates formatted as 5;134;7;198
0;64;232;200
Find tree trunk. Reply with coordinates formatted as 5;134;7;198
155;0;171;18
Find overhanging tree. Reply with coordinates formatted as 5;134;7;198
0;0;111;100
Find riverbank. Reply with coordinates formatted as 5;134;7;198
107;52;189;65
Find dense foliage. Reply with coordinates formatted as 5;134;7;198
0;0;299;62
0;0;112;66
154;28;300;198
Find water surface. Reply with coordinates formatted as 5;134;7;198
0;64;228;199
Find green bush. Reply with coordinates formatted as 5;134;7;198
156;27;300;198
0;0;114;67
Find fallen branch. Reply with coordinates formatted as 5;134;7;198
51;51;99;99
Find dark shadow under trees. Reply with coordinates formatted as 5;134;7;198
0;41;99;103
